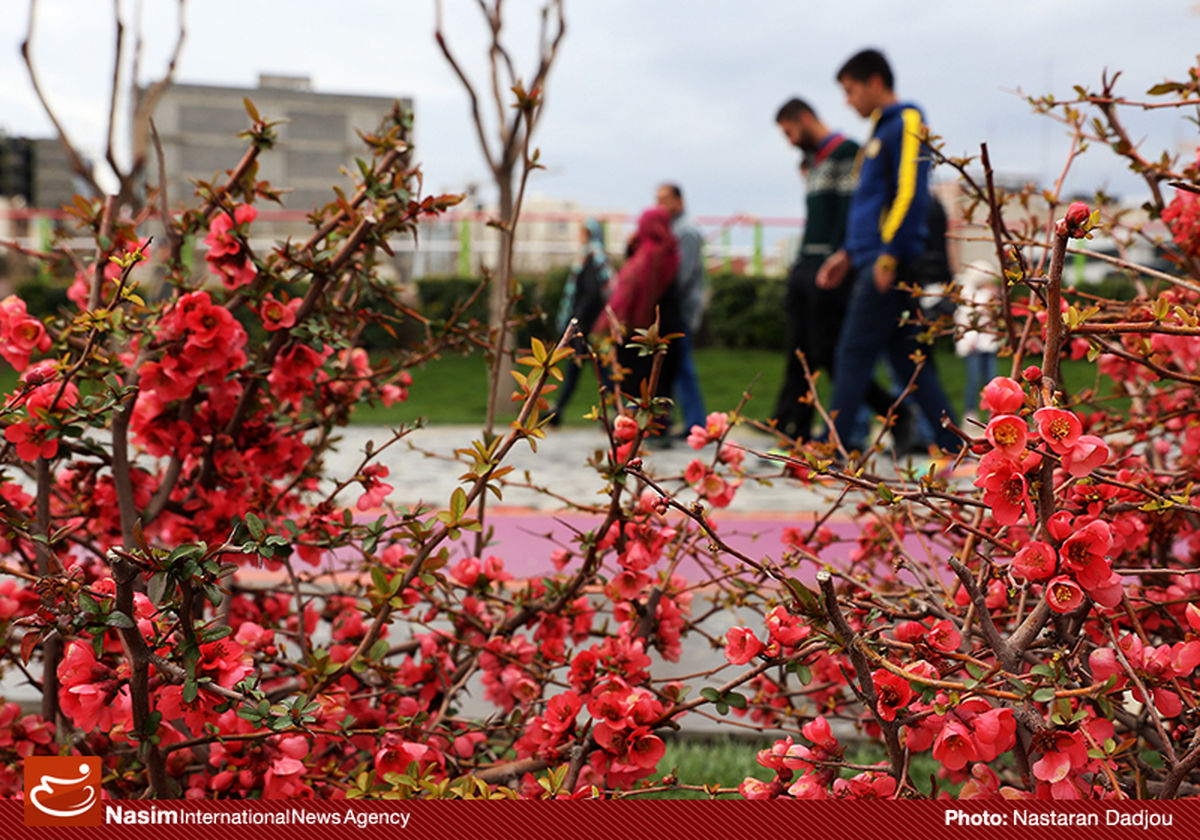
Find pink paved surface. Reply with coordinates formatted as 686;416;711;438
435;507;938;586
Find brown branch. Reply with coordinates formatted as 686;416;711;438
20;0;102;197
816;569;905;779
980;143;1019;349
104;0;126;182
128;0;186;181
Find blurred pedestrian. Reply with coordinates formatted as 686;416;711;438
817;48;960;455
550;218;610;426
593;206;682;435
655;183;707;434
770;97;911;446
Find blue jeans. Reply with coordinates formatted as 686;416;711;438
673;332;706;431
963;351;996;417
829;262;960;452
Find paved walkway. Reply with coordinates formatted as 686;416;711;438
326;423;835;515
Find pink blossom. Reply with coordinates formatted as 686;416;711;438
1033;407;1083;455
985;414;1028;456
1012;541;1057;582
724;627;764;665
1046;575;1085;614
979;376;1025;415
1062;434;1109;477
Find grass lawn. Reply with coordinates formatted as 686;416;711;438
353;345;1110;427
639;735;949;798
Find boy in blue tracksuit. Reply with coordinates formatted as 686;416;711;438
816;48;960;455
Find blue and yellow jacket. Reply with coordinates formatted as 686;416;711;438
844;102;931;268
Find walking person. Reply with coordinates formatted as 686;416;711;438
769;97;912;447
592;206;682;437
655;183;707;435
817;49;960;455
550;218;610;426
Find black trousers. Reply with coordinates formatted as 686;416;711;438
772;261;896;440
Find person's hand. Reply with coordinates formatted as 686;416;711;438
873;258;896;293
816;250;849;290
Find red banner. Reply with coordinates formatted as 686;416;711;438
2;799;1199;840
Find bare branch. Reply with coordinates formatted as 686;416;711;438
129;0;186;178
21;0;103;197
435;0;499;174
104;0;126;180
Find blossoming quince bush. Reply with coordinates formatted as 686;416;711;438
7;62;1200;803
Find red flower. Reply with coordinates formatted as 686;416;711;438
1060;520;1113;590
724;627;764;665
1045;575;1085;613
0;296;51;371
543;691;581;733
205;204;258;289
926;618;961;653
1033;407;1082;455
871;668;914;721
613;415;639;443
979;376;1025;415
1062;434;1109;477
1057;201;1093;239
739;777;778;799
198;637;253;688
1012;541;1057;582
984;414;1028;456
4;420;57;461
260;295;301;332
1032;730;1088;784
1164;190;1200;257
974;450;1034;526
765;605;809;646
932;718;977;771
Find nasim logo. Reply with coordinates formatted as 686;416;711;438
23;757;103;826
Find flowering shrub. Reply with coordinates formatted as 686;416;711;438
5;59;1200;803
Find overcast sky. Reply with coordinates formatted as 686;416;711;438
4;0;1200;223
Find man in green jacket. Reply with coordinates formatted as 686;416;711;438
771;97;907;445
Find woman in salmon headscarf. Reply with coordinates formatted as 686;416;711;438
592;206;681;431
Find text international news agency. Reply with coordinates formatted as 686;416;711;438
105;805;411;828
946;808;1172;829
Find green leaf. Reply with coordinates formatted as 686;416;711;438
784;577;821;616
725;691;748;710
370;566;389;595
78;592;102;615
449;487;467;523
700;688;721;703
106;611;135;629
244;512;265;541
795;664;812;685
1032;687;1056;703
200;624;233;643
1146;82;1183;96
183;678;199;704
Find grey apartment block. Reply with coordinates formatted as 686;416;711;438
147;74;411;229
0;136;84;210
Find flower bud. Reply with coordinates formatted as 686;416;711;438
1056;201;1093;239
1022;365;1042;383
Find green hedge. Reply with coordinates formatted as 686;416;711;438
11;269;788;352
700;274;785;349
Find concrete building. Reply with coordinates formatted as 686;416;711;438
0;135;82;210
147;74;410;225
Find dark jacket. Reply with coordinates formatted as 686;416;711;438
844;102;932;267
